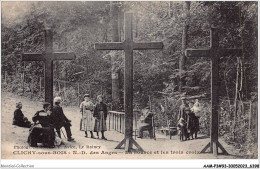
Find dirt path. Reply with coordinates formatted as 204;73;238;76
1;91;244;159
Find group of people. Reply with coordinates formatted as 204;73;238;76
13;94;108;148
80;94;108;140
14;97;75;148
12;94;201;147
178;98;201;141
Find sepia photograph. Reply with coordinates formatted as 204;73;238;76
1;1;258;168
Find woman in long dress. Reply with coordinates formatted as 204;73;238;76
190;99;201;138
80;94;95;138
93;95;108;140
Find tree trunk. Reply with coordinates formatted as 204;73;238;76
238;58;244;112
234;58;240;117
179;1;190;92
223;71;231;111
233;57;240;141
110;1;122;110
168;1;174;18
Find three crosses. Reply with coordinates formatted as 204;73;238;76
22;13;241;155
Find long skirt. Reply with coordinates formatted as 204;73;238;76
82;110;94;131
94;111;107;132
13;118;31;128
28;126;55;147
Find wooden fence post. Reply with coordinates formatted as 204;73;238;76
4;71;7;84
40;77;42;92
21;72;24;94
77;82;80;106
256;102;258;141
149;95;152;110
64;81;66;100
58;81;61;94
249;101;252;130
109;112;111;131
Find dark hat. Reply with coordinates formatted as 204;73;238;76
97;95;103;99
181;97;187;100
84;94;90;98
16;102;22;108
43;102;51;109
54;97;62;103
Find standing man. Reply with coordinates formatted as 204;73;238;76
93;95;108;140
178;98;189;122
51;97;75;141
177;98;190;140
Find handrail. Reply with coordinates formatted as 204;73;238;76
109;111;125;115
107;110;140;134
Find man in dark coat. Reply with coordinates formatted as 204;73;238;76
137;107;154;139
28;102;55;148
187;110;196;139
13;102;31;128
51;97;74;141
178;99;189;122
177;99;190;140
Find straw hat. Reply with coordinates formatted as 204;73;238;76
83;94;90;98
54;97;62;103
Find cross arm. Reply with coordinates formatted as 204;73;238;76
133;42;164;50
22;53;44;61
52;52;76;60
218;48;242;56
185;48;242;58
94;42;124;50
185;48;211;57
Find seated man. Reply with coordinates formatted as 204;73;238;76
28;102;55;148
13;102;31;128
138;107;154;139
51;97;74;141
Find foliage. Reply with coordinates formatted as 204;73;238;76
1;1;257;155
219;100;258;157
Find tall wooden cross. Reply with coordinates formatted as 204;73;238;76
185;27;242;156
95;13;163;152
22;29;76;106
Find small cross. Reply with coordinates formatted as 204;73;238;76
95;13;163;152
185;27;242;156
22;29;76;106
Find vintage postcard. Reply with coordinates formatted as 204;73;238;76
1;1;258;168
